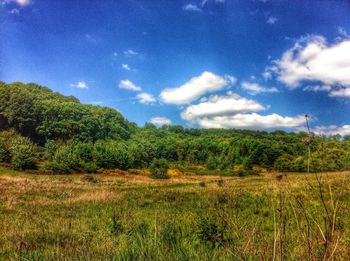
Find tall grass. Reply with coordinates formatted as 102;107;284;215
0;168;350;260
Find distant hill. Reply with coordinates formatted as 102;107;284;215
0;82;134;143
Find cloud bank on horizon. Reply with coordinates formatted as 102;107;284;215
1;0;350;135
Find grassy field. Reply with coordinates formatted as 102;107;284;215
1;166;350;260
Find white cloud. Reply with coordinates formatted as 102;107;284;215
196;113;305;130
15;0;29;5
183;4;202;12
337;27;349;38
136;92;156;104
118;80;141;91
70;81;88;89
180;90;304;130
267;16;278;25
3;0;31;6
314;125;350;136
262;70;273;81
303;85;332;92
150;117;172;126
181;91;265;122
124;49;138;56
160;71;235;105
329;87;350;98
122;64;131;71
269;35;350;97
241;81;278;95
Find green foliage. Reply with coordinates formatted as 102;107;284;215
81;162;98;173
0;129;20;163
0;138;11;163
242;157;253;171
150;158;169;179
53;144;81;171
196;217;231;248
0;82;132;143
93;140;131;170
44;140;57;160
42;161;72;174
206;154;217;170
274;154;295;172
292;156;307;172
10;136;37;170
1;82;350;174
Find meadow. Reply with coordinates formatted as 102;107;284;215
1;166;350;260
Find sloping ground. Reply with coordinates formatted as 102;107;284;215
1;166;350;260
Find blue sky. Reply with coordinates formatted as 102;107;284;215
1;0;350;135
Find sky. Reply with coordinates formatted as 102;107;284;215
1;0;350;135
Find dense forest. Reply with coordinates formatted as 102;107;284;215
0;81;349;175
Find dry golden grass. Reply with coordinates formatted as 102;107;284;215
1;167;350;260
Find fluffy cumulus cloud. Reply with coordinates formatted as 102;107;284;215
150;117;172;126
196;113;305;130
70;81;88;89
118;80;141;91
268;35;350;97
181;91;265;122
241;81;278;95
136;92;156;104
314;125;350;136
160;71;236;105
180;91;304;130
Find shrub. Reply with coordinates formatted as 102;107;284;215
196;217;231;248
274;154;294;172
292;156;306;172
0;137;11;163
242;157;253;171
93;141;131;170
81;162;98;173
10;136;37;170
206;155;217;170
44;140;57;160
150;158;169;179
53;144;81;171
42;161;71;174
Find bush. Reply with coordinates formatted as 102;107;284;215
42;161;71;174
44;140;57;160
242;157;253;171
292;156;306;172
196;217;231;248
0;137;11;163
81;162;98;173
10;136;37;170
150;158;169;179
53;144;81;171
274;154;294;172
206;155;217;170
93;141;131;170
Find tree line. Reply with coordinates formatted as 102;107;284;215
0;82;349;175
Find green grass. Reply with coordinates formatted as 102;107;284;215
1;167;350;260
